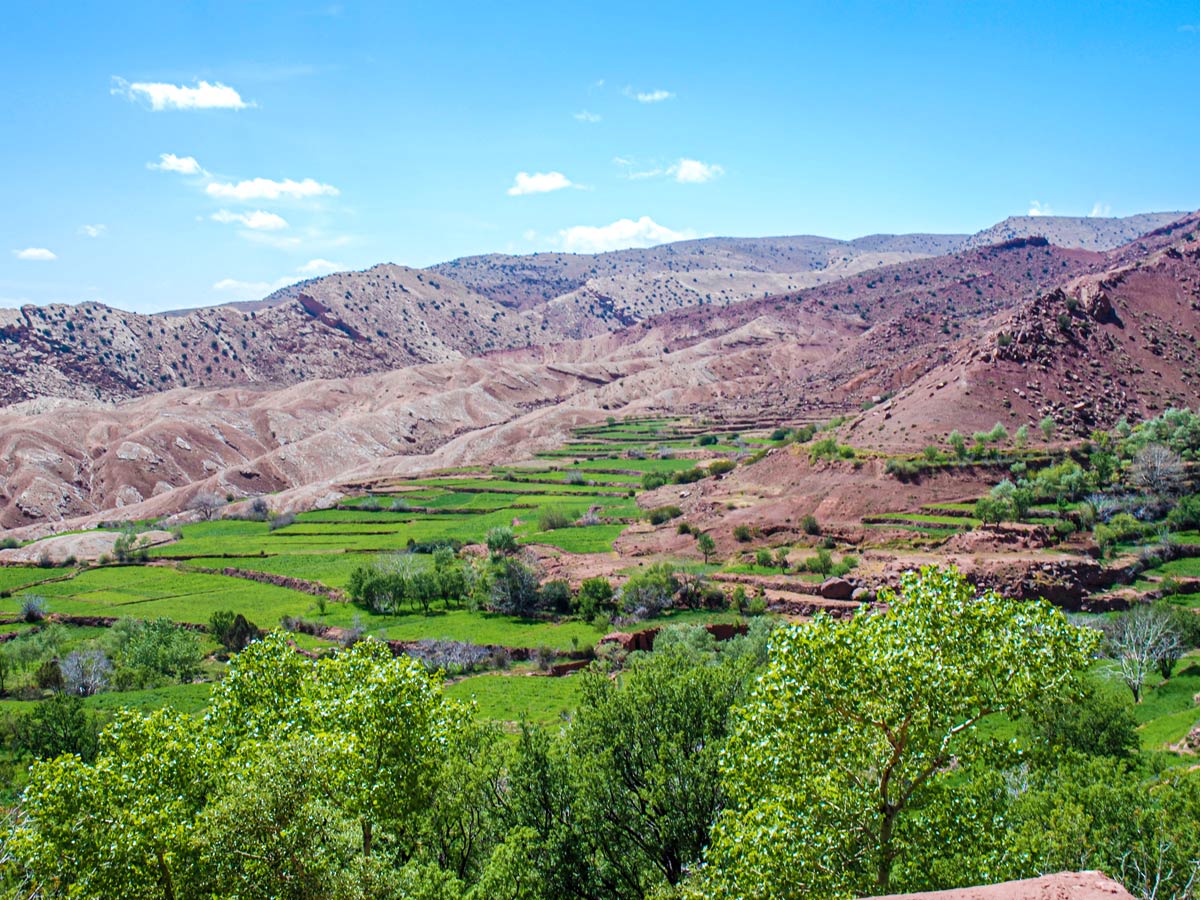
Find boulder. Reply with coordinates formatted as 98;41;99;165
820;577;855;600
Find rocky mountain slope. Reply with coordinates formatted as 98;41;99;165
960;212;1185;252
1;211;1195;530
2;214;1179;408
851;211;1200;448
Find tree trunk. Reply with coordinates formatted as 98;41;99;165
876;806;897;892
363;819;372;858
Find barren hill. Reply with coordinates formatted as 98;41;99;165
1;214;1180;409
850;212;1200;448
2;211;1196;530
960;212;1186;253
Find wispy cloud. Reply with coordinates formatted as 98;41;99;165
298;258;344;275
1089;202;1112;218
669;158;724;183
624;86;674;103
214;258;346;298
148;153;206;175
112;77;251;111
206;177;339;201
213;277;279;295
559;216;694;253
615;157;724;184
573;110;601;123
1027;201;1053;217
211;209;289;231
13;247;57;261
507;171;578;196
78;224;107;238
1179;23;1199;32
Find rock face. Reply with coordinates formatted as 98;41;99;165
819;577;856;600
866;872;1134;900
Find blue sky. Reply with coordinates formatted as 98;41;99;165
2;2;1198;313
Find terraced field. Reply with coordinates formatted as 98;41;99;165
0;417;757;727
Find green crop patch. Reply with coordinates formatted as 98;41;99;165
0;566;72;594
445;671;582;729
4;566;316;626
370;609;604;651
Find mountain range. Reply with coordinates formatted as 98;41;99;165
1;209;1195;532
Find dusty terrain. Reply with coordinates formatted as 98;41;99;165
868;872;1134;900
2;211;1197;533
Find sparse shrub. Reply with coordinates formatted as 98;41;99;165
672;467;706;485
641;473;668;491
733;524;754;543
800;514;821;536
268;512;295;532
575;577;615;620
647;506;683;526
697;434;718;446
538;579;573;614
564;470;585;485
485;526;518;556
755;548;772;568
537;508;573;531
708;459;736;476
747;595;767;616
885;458;921;480
21;595;48;623
35;659;65;693
0;538;18;550
676;521;694;536
533;645;556;672
770;428;790;442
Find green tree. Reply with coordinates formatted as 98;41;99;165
1039;415;1056;441
11;692;102;763
754;547;771;568
485;526;518;557
575;577;615;620
947;430;967;459
697;532;716;564
696;566;1097;899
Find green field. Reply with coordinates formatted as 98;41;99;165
445;671;582;729
3;565;315;627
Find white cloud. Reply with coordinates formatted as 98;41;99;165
507;171;577;196
79;224;107;238
211;209;289;231
113;77;251;111
206;177;339;201
214;259;346;298
13;248;57;261
149;153;205;175
559;216;694;253
573;110;601;122
625;86;674;103
1089;202;1112;218
298;258;344;275
213;277;277;295
1027;201;1053;217
669;158;724;183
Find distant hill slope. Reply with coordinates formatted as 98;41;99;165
849;211;1200;448
1;211;1196;529
0;214;1181;408
960;212;1186;252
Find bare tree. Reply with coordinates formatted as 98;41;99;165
1131;443;1186;497
1104;604;1183;703
187;491;226;521
61;649;111;697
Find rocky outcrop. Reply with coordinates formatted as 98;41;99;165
866;872;1134;900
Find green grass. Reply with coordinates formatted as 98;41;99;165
4;566;316;627
445;671;582;728
369;609;604;651
0;566;73;594
527;524;627;553
180;553;379;589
